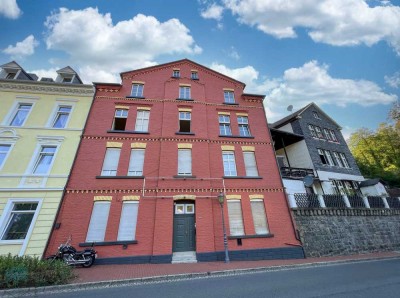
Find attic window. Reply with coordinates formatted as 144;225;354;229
6;72;17;79
313;112;321;119
62;77;72;83
172;70;180;78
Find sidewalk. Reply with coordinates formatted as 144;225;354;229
73;251;400;284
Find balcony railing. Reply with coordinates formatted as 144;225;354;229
367;196;385;208
323;195;346;208
347;195;366;208
387;197;400;209
280;167;315;179
294;193;320;208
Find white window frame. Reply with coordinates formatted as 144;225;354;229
222;151;237;176
224;91;235;104
86;201;111;242
308;125;317;137
101;148;121;176
313;112;321;119
128;149;145;176
31;145;57;174
339;153;350;168
315;126;324;138
330;130;338;142
117;201;139;241
324;150;335;166
179;86;191;99
8;103;34;127
191;72;198;80
238;116;251;137
135;110;150;132
49;104;73;129
227;200;245;236
179;112;191;133
0;143;13;170
178;149;192;176
243;151;258;177
219;115;232;136
250;199;269;235
113;109;129;131
333;152;344;167
0;198;43;255
173;70;180;78
131;84;144;97
318;149;327;165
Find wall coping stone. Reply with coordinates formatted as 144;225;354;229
292;208;400;217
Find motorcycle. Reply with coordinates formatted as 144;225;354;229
47;237;97;268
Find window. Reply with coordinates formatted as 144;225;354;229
101;148;121;176
178;149;192;175
131;84;144;97
6;72;17;79
308;125;317;137
128;149;145;176
135;110;150;132
117;202;139;241
179;112;191;133
113;109;128;131
323;128;332;141
219;115;232;136
330;130;338;142
318;149;327;165
227;200;244;236
222;151;237;176
250;200;269;234
340;153;350;168
0;144;11;169
238;116;250;136
32;146;56;174
52;106;72;128
191;72;198;80
10;103;32;126
1;202;38;240
224;91;235;104
324;150;334;166
313;112;321;119
179;86;191;99
243;151;258;176
333;152;344;167
315;126;324;138
86;202;111;242
62;77;72;83
173;70;180;78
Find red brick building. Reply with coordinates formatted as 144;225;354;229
46;59;303;263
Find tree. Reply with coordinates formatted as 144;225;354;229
349;102;400;187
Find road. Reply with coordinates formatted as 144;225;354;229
39;258;400;298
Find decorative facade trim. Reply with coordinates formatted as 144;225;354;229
173;194;196;201
122;195;140;201
249;194;264;200
226;194;241;200
106;141;123;148
178;143;192;149
94;196;113;201
242;146;255;152
131;142;147;149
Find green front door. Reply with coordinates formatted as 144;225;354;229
173;202;195;252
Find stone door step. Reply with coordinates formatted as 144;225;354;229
172;251;197;263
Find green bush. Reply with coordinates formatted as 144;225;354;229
0;254;74;289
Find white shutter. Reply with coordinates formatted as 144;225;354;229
250;200;269;234
128;149;145;176
243;152;258;176
178;149;192;175
117;202;139;241
101;148;121;175
86;202;111;242
227;200;244;236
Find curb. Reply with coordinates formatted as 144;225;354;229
2;255;400;297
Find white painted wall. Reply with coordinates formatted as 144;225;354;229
360;183;388;196
276;140;313;169
277;123;293;133
283;179;306;195
316;171;364;182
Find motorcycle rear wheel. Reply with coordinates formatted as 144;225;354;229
82;255;95;268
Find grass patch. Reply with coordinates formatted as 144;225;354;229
0;254;74;289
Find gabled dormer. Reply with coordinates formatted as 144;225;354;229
0;61;36;81
55;66;83;84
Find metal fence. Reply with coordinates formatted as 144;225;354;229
323;194;347;208
294;193;320;208
347;195;366;208
367;196;385;208
386;197;400;209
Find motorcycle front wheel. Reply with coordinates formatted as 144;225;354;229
82;255;95;268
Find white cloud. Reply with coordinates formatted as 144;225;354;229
228;46;240;60
210;60;398;122
27;68;58;81
222;0;400;54
385;71;400;88
201;3;224;20
44;7;202;82
3;35;39;58
0;0;21;19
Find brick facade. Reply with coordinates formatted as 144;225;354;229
46;59;302;263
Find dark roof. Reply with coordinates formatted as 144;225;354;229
359;178;387;188
269;128;304;150
57;66;83;84
270;102;341;129
0;60;36;81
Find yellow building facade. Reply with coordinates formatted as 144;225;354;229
0;62;93;257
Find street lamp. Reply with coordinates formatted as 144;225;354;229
218;192;230;263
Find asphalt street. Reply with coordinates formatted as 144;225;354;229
38;258;400;298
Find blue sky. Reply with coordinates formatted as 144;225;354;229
1;0;399;138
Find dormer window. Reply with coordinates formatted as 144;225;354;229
131;83;144;97
172;70;180;78
6;72;17;79
223;90;235;104
62;77;72;83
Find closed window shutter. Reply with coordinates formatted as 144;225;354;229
250;200;269;234
101;148;121;175
243;152;258;176
128;149;145;176
227;200;244;236
86;202;111;242
178;149;192;175
117;202;139;241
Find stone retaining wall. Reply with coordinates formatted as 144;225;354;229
292;208;400;257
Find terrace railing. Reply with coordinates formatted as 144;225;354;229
294;193;320;208
323;194;347;208
347;195;366;208
386;197;400;209
280;167;315;179
367;196;385;208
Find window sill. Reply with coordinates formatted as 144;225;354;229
175;132;195;135
173;175;197;179
79;240;138;247
228;234;274;240
223;102;239;106
223;176;262;179
176;98;194;101
0;240;24;245
171;76;180;79
191;78;199;81
125;96;145;99
107;130;149;134
219;135;254;139
96;175;145;179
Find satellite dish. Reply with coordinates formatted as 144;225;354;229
303;175;314;187
287;105;293;112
